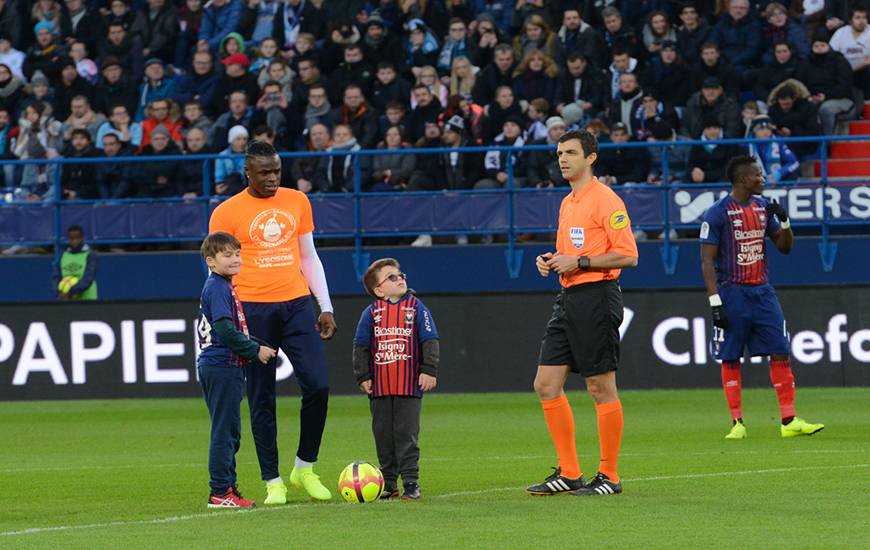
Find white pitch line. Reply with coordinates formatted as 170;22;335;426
434;462;870;498
1;449;858;474
2;463;867;538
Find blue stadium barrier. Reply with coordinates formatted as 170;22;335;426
1;136;868;278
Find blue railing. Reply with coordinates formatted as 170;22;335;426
1;135;868;278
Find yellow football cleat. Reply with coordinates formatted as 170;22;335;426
781;417;824;438
264;480;287;505
290;466;332;501
725;420;747;439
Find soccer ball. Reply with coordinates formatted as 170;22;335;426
338;461;384;503
58;276;79;293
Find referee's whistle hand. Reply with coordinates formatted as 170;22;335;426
546;254;578;275
536;253;554;277
317;312;337;340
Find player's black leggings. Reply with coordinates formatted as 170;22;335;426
243;297;330;479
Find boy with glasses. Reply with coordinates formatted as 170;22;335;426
353;258;440;500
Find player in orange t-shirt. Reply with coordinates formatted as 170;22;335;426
525;130;638;497
209;141;337;503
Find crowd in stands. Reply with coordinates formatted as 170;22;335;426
0;0;866;205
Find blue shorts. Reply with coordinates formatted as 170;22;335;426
712;283;790;361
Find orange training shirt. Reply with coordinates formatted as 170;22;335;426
555;177;638;287
209;187;315;302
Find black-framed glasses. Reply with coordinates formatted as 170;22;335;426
375;272;406;287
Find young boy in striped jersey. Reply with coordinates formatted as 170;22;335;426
197;232;276;508
353;258;440;500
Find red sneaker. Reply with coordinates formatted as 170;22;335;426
207;487;256;509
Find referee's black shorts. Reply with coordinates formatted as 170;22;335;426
538;279;624;376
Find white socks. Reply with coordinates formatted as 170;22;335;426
267;477;283;484
295;457;314;469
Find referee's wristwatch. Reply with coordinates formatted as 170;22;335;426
577;256;591;271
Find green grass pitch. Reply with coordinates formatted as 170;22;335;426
3;388;869;549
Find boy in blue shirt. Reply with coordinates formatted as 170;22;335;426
197;231;276;508
353;258;440;500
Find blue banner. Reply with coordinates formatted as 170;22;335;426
666;183;870;225
3;183;868;243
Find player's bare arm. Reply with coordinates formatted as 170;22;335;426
545;252;637;274
701;243;720;297
770;227;793;254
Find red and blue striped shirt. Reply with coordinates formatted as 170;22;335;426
700;195;781;286
353;293;439;398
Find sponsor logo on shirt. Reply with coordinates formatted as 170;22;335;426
737;240;765;266
734;229;765;240
375;326;413;337
249;209;297;249
375;338;410;365
700;221;710;239
609;210;630;230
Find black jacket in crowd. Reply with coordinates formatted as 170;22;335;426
61;145;100;199
796;51;854;101
96;145;134;199
595;143;651;185
753;56;800;102
133;142;182;198
768;98;821;156
471;62;515;106
526;139;566;187
554;69;607;112
687;143;745;183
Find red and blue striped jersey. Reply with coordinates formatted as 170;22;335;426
699;195;781;286
196;272;250;368
353;293;439;398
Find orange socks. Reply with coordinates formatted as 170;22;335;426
541;396;623;482
541;395;581;479
596;400;623;482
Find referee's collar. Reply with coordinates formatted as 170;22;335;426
569;177;600;202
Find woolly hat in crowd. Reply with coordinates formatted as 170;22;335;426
811;28;830;45
649;120;674;140
34;21;54;36
102;57;123;70
545;116;566;131
30;71;49;87
561;103;584;126
444;115;465;134
222;53;250;69
366;13;386;29
702;114;722;129
150;125;171;139
503;114;525;129
750;115;774;132
228;125;249;143
144;58;164;69
610;121;628;133
702;76;722;89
